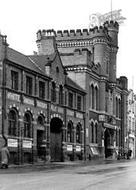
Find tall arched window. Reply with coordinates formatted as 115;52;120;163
91;122;94;143
51;82;56;102
116;97;118;118
119;99;121;118
91;84;94;109
59;85;63;105
95;86;99;110
67;121;73;143
24;112;32;138
76;123;82;143
8;109;18;136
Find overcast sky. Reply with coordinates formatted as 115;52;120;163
0;0;135;91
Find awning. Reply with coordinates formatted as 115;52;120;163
104;123;116;130
89;146;99;156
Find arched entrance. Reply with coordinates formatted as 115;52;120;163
50;117;63;161
104;129;111;158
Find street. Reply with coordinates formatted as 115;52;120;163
0;160;136;190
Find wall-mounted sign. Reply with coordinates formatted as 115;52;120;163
67;144;73;151
76;146;81;152
76;112;83;119
7;92;20;102
23;140;32;148
24;97;34;106
37;100;47;109
58;107;64;114
99;115;105;122
8;138;18;147
67;109;74;117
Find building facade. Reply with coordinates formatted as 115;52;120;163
126;89;136;158
0;20;128;164
36;20;128;160
0;35;86;164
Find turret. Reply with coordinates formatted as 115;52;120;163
104;21;119;82
104;20;119;47
36;29;57;55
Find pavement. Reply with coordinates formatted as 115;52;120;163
0;158;132;173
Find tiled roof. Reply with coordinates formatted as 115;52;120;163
28;53;56;71
7;47;45;75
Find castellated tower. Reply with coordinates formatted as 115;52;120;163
36;29;57;55
36;21;119;83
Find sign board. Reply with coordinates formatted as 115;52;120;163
8;138;18;147
7;92;20;102
99;115;105;122
23;140;32;148
89;9;126;28
67;144;73;151
76;146;81;152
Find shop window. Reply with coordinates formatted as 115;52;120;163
26;76;33;95
95;123;98;143
24;112;32;138
37;115;44;125
39;81;45;99
76;123;82;143
8;109;18;136
11;70;18;90
67;121;73;143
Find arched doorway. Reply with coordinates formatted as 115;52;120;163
50;117;63;161
104;129;111;158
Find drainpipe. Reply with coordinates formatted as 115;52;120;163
1;35;8;145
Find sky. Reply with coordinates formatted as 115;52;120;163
0;0;135;91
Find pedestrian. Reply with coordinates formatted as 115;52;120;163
1;144;10;169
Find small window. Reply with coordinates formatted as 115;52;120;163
39;81;45;99
11;70;18;90
77;96;82;110
68;92;73;108
51;82;56;102
56;67;59;74
26;76;33;95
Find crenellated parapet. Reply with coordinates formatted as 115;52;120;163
104;20;119;30
36;25;108;41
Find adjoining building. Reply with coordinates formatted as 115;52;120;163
36;20;128;160
126;89;136;158
0;20;128;164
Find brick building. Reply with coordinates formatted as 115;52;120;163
0;35;86;164
0;20;128;164
36;20;128;160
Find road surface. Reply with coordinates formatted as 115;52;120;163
0;160;136;190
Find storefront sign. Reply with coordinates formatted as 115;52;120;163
24;97;34;106
51;104;57;112
23;140;32;148
67;109;74;117
76;146;81;152
99;114;105;122
7;92;20;102
67;144;73;151
8;138;18;147
58;107;64;114
37;100;47;109
76;112;83;119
